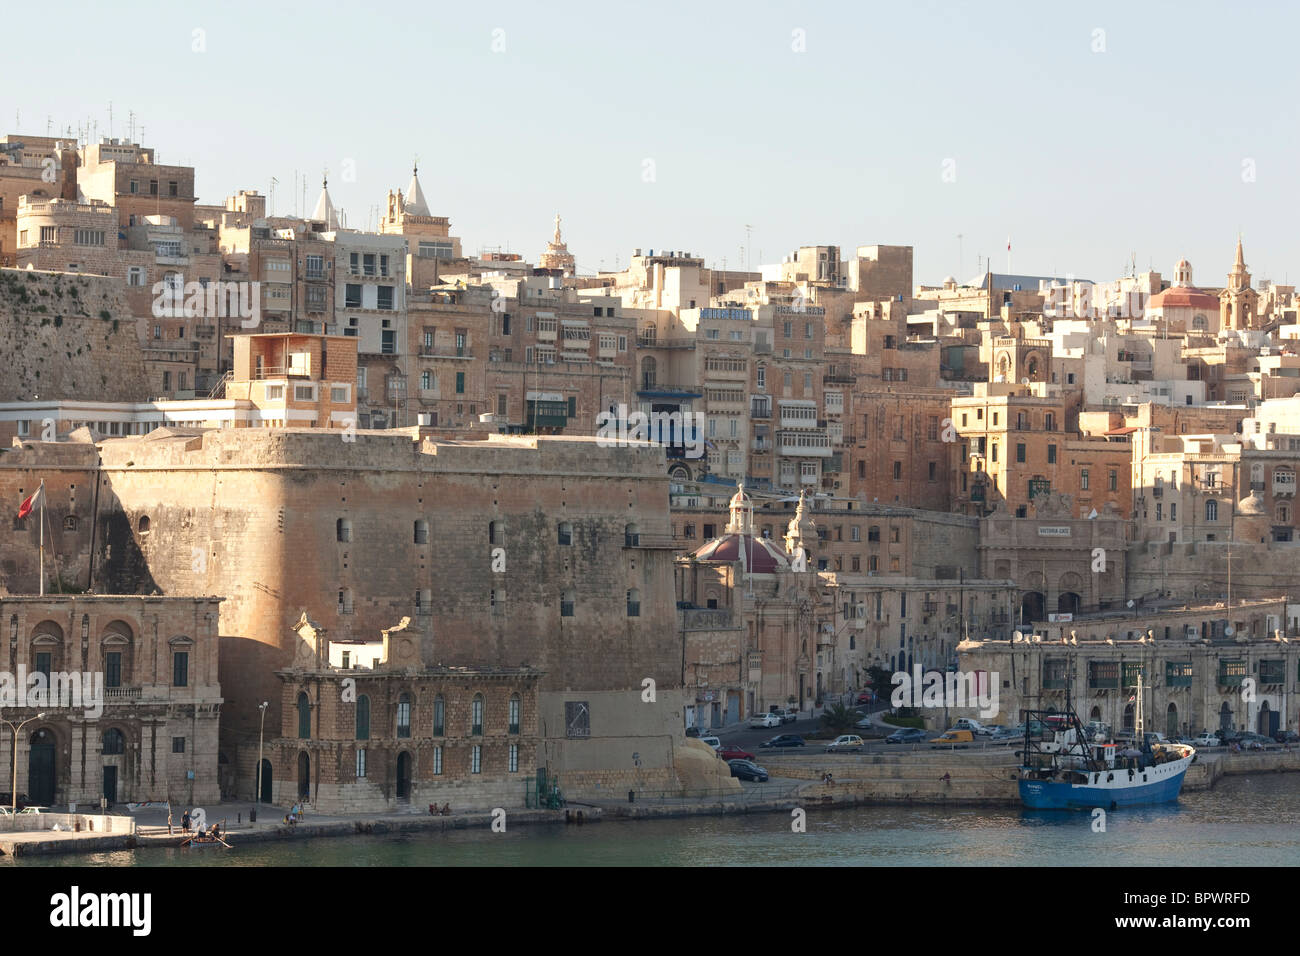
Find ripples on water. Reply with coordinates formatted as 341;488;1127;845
9;775;1300;867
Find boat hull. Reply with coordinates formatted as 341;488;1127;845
1019;760;1189;810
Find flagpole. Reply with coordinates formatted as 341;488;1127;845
38;479;44;596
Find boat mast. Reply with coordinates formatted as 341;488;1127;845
1135;671;1144;738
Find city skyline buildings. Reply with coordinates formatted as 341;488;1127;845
7;0;1300;286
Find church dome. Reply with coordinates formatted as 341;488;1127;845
692;533;790;573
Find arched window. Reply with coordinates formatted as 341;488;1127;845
640;356;657;389
336;518;351;542
338;588;353;615
471;694;484;735
624;523;640;547
561;590;575;617
138;515;150;533
356;695;370;740
1280;504;1292;525
626;588;641;617
102;728;125;755
432;695;445;736
397;693;411;738
508;694;520;735
1193;314;1207;329
63;515;78;531
297;692;311;739
1206;499;1219;522
414;519;429;544
489;520;503;545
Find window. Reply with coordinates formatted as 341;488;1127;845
356;695;370;740
1045;413;1055;431
893;461;902;480
627;588;641;617
397;693;411;738
336;518;351;542
509;695;521;734
433;696;445;735
489;520;503;545
377;286;394;310
561;590;575;617
928;461;937;481
297;691;311;738
173;651;189;687
331;385;349;404
414;519;429;544
471;694;484;735
557;522;573;545
1109;469;1118;491
172;736;185;754
1047;444;1057;464
1016;443;1026;463
345;284;361;308
1206;500;1218;521
868;525;880;542
471;745;482;774
103;728;125;755
456;372;465;394
105;652;121;688
421;371;434;391
433;745;443;775
509;743;519;773
356;748;367;778
1081;469;1089;491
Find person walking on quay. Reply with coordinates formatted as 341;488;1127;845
181;809;191;832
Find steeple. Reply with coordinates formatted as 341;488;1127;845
553;212;563;245
403;159;431;217
726;483;753;534
1235;234;1245;270
311;172;337;228
783;489;817;563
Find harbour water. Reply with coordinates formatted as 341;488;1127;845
7;774;1300;867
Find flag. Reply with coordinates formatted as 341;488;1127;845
1007;237;1011;251
1128;694;1136;702
17;486;40;520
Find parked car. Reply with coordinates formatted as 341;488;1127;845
1194;732;1222;747
826;734;865;753
931;729;975;748
1235;732;1271;750
854;717;874;731
717;745;755;762
760;734;806;749
1274;730;1300;745
685;726;702;738
855;691;876;705
749;712;782;729
699;736;722;752
989;725;1019;740
886;727;927;744
780;708;799;724
952;718;991;736
728;759;769;782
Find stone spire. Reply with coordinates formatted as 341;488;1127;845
783;489;817;561
311;173;337;228
539;211;576;276
404;161;431;217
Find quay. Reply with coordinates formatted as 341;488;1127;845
3;748;1297;859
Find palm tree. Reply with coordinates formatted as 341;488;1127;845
819;702;860;734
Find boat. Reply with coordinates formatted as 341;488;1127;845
179;826;231;849
1018;676;1196;810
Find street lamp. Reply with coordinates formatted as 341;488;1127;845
1;712;46;827
256;701;269;806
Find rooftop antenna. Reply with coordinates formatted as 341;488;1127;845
107;100;113;138
744;224;753;271
269;176;279;217
127;110;135;142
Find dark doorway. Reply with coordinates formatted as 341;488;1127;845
1259;701;1278;737
102;766;117;804
1166;703;1179;739
1021;591;1045;623
259;759;273;803
297;751;310;800
1057;592;1082;616
28;730;55;806
396;751;412;801
1219;702;1233;736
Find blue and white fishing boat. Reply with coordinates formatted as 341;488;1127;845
1018;676;1196;810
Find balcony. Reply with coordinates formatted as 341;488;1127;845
824;374;856;384
419;347;475;360
637;335;695;349
752;439;771;452
104;686;142;702
623;533;679;549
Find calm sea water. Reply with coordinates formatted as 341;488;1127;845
8;774;1300;867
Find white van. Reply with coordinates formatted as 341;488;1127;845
952;718;991;736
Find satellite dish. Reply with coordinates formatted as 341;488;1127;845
1127;600;1135;608
1224;625;1235;637
1013;630;1024;642
1021;377;1030;385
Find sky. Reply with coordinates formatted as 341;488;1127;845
6;0;1299;287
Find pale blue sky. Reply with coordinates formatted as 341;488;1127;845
7;0;1296;286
